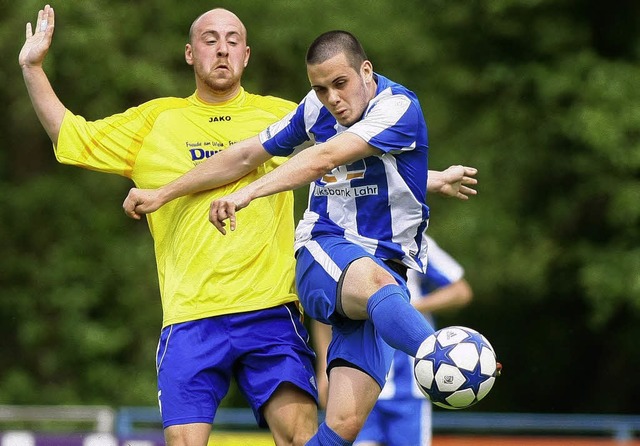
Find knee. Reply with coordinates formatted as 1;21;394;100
327;413;365;442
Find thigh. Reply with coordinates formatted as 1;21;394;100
295;237;408;322
294;236;371;323
232;304;318;427
156;320;234;429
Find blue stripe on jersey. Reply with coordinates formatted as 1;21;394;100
260;73;430;271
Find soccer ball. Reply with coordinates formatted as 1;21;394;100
414;326;499;410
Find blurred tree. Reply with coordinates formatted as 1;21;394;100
1;0;638;414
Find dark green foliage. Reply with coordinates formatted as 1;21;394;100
2;0;638;413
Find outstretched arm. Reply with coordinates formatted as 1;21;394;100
19;4;65;144
427;165;478;200
208;132;379;233
122;135;272;219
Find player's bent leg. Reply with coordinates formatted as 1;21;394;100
164;422;211;446
262;382;318;446
323;365;381;442
340;257;434;357
339;257;397;319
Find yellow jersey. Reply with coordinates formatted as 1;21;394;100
55;89;298;327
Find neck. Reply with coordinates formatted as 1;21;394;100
196;83;241;104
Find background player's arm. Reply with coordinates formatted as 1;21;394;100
413;278;473;314
19;5;65;144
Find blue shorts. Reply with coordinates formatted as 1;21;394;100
155;303;318;429
295;236;409;389
356;398;432;446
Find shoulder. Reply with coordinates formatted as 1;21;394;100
130;96;191;117
242;92;297;118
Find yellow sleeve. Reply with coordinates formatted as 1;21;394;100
55;98;187;178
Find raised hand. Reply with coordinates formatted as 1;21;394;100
19;4;55;68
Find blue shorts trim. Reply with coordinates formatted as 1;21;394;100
156;303;318;429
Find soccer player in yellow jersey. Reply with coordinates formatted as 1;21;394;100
19;5;319;446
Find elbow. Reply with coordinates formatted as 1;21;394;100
311;147;339;179
459;280;473;306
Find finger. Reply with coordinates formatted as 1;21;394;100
209;202;227;235
36;8;45;32
46;5;55;31
26;22;33;39
460;186;477;196
462;176;478;185
228;208;237;232
463;167;478;177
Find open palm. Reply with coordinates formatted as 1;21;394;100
19;5;55;68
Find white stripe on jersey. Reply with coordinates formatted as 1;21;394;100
347;88;411;150
423;235;465;282
305;239;342;281
259;109;297;143
381;153;424;270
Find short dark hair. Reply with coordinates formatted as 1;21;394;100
306;30;367;71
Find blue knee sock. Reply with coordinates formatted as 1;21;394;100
366;284;435;357
305;422;352;446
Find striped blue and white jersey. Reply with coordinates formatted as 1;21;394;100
259;73;430;271
380;236;465;400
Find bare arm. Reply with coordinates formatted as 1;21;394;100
208;131;378;233
122;135;272;219
19;5;65;144
412;278;473;314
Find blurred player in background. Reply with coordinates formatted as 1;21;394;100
314;235;473;446
122;30;478;445
19;5;319;446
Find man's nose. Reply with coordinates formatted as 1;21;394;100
327;89;340;105
216;41;229;56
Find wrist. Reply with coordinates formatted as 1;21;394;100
20;63;44;72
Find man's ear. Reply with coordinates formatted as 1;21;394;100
185;43;194;66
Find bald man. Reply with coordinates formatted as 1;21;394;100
20;6;318;445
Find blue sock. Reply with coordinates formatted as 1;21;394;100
366;284;435;357
305;422;352;445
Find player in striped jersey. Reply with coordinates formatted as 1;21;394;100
122;31;478;445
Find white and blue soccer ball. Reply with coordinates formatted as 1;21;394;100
414;326;499;410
